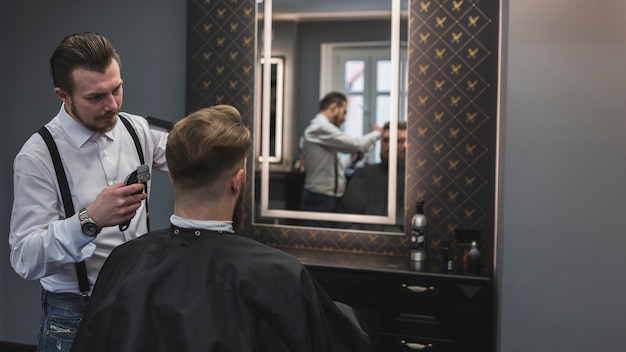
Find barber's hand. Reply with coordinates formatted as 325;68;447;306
352;151;365;163
370;124;383;133
84;182;147;228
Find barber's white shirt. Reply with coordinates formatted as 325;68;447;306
9;104;169;294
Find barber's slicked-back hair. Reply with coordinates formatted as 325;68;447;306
166;105;251;191
319;91;347;111
50;32;121;94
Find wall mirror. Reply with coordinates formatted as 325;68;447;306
255;0;409;234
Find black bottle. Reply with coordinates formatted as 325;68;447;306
410;201;426;261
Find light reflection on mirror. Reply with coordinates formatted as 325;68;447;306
257;57;284;163
256;0;407;234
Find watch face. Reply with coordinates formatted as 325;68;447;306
82;222;99;237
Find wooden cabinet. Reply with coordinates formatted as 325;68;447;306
283;249;494;352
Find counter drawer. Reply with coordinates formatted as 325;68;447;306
384;278;444;313
392;313;441;338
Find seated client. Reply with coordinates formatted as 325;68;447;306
70;105;370;352
338;121;407;232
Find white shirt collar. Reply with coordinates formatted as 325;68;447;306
170;215;234;233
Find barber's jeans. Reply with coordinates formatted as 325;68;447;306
301;189;338;212
38;290;89;352
300;189;339;227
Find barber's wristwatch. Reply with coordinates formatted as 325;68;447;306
78;207;100;238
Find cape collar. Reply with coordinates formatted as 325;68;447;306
169;224;229;237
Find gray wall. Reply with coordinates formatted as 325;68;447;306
0;1;186;344
498;0;626;351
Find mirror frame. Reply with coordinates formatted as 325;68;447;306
257;0;404;228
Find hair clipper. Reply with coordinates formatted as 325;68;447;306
119;165;151;231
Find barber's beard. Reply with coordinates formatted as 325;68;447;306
232;180;247;232
71;104;118;133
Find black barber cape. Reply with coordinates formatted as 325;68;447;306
71;226;370;352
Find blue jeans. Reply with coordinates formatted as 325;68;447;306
300;189;339;227
37;290;89;352
300;189;338;212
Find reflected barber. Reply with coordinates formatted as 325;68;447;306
300;92;382;213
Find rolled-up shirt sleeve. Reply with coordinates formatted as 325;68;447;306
306;118;381;154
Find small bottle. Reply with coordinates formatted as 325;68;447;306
441;241;453;273
410;201;427;261
467;240;481;273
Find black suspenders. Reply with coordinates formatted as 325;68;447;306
37;115;146;296
118;116;151;232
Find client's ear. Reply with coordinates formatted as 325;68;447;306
231;168;245;195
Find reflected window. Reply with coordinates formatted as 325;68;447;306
344;60;365;92
326;45;407;164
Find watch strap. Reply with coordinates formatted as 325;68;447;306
79;207;100;236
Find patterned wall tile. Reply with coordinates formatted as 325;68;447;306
186;0;256;112
406;0;498;261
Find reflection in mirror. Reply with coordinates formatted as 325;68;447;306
255;0;408;234
257;57;284;163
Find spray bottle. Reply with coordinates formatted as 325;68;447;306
410;200;427;261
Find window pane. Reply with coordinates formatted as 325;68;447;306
376;95;390;127
344;60;365;92
345;95;364;137
377;60;391;92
